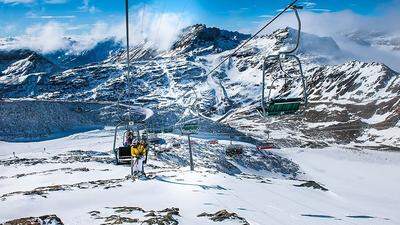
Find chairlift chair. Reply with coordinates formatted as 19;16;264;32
258;5;308;117
113;120;134;164
181;122;200;135
256;130;275;150
226;135;243;156
147;130;167;145
113;119;149;164
112;0;153;165
226;144;243;156
209;139;219;145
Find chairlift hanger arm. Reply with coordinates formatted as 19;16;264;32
276;5;302;80
280;5;303;56
290;54;307;107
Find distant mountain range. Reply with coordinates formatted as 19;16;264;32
0;24;399;150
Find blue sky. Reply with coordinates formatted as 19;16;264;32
0;0;397;37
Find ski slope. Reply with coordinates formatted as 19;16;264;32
0;128;399;225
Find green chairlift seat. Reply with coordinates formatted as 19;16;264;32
262;98;302;116
267;98;301;116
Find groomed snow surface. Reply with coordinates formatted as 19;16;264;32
1;128;399;225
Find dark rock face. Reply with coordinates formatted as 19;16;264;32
171;24;250;55
0;49;60;76
306;61;400;102
0;100;150;141
2;215;64;225
89;206;180;225
157;141;300;178
198;209;250;225
294;180;328;191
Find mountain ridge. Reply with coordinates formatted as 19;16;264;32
0;24;398;150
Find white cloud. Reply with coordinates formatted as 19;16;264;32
79;0;98;14
129;7;192;50
3;24;17;33
28;15;76;19
258;14;273;18
255;8;400;70
75;6;192;51
302;1;317;9
21;22;68;52
260;7;400;39
2;5;192;53
44;0;67;4
0;0;34;4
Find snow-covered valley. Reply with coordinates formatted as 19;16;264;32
1;128;399;225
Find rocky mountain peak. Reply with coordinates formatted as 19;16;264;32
0;49;60;77
171;24;250;55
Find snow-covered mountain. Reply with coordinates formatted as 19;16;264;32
171;24;251;55
345;30;400;52
0;49;61;98
45;38;123;69
0;49;60;76
0;24;399;149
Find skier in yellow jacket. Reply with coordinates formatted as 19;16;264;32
130;140;148;176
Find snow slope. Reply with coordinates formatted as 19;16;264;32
0;100;155;141
0;129;399;224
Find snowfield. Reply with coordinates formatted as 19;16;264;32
0;23;399;225
1;128;399;225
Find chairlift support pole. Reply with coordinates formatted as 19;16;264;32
125;0;130;87
113;126;119;163
187;134;194;171
112;1;134;166
125;0;132;121
181;123;198;171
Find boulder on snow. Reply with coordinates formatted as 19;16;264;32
198;209;250;225
2;215;64;225
294;180;328;191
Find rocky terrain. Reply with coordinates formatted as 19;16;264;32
0;24;399;150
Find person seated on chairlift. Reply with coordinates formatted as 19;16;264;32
130;140;148;175
125;130;135;146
